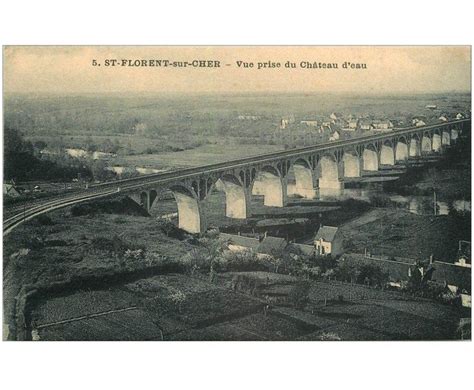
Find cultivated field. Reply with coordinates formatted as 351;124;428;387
30;272;465;341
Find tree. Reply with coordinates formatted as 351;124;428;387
33;140;47;151
4;128;92;182
198;236;228;271
85;136;97;152
288;280;311;309
335;260;359;283
101;138;116;153
90;160;115;181
4;128;28;154
357;264;389;287
224;249;262;272
168;290;186;313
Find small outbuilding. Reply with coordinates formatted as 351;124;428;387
314;225;343;256
3;183;20;197
257;236;288;258
220;233;260;252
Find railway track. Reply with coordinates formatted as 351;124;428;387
3;189;119;235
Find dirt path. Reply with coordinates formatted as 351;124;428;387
35;306;138;329
339;208;397;235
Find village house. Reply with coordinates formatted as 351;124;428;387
220;232;288;260
344;118;359;131
39;148;59;158
65;148;88;158
92;151;116;160
280;114;295;129
455;241;471;268
288;243;316;258
300;119;318;127
456;113;465;120
371;119;393;131
412;118;427;127
280;118;290;129
329;112;339;121
256;235;288;259
237;114;261;120
329;129;340;141
319;123;330;134
3;183;21;197
430;260;471;308
314;226;343;256
220;233;260;253
358;119;374;131
438;115;448;122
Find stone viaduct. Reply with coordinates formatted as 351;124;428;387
123;119;468;234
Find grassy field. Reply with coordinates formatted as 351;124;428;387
115;143;283;169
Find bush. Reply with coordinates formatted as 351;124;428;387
288;280;311;309
280;248;336;277
91;234;146;257
231;274;263;296
319;332;342;341
357;264;389;287
368;193;394;207
157;220;187;240
35;214;54;226
334;260;359;283
183;248;213;274
224;250;266;272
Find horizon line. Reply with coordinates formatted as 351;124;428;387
4;90;472;98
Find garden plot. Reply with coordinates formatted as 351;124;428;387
31;288;139;327
168;312;316;341
37;309;161;341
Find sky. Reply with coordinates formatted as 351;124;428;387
3;46;471;95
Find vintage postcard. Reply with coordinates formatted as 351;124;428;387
2;46;471;341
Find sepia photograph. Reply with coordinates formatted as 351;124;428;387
2;45;471;342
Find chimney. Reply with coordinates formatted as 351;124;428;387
429;254;433;265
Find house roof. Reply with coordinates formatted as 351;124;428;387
359;119;373;127
256;218;309;227
220;233;260;251
458;241;471;261
289;243;316;256
257;236;288;255
314;226;339;242
372;119;392;125
3;184;20;195
341;254;412;282
431;261;471;293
